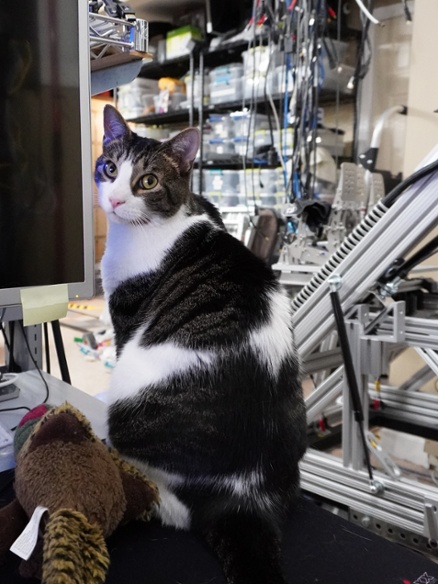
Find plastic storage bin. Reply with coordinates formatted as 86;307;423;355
117;78;159;118
204;169;240;194
241;47;270;75
207;138;235;158
230;112;270;137
208;114;234;139
209;63;244;104
233;137;252;157
209;63;243;83
243;69;278;99
210;78;243;105
184;72;210;104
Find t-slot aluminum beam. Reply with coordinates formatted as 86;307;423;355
398;365;436;392
300;449;438;540
291;147;438;358
369;385;438;428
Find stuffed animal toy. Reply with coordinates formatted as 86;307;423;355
0;402;159;583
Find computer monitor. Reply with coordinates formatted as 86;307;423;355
0;0;94;311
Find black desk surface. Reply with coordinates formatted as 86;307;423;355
1;469;437;584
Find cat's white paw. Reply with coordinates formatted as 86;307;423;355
155;488;191;529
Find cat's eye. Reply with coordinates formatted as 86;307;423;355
103;160;118;179
139;174;158;190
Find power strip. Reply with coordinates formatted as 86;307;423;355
0;383;20;402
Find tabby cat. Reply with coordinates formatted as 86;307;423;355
95;105;307;584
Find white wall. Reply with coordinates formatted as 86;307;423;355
403;0;438;174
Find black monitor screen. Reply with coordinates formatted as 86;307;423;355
0;0;85;290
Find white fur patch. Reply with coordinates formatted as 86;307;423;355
124;460;191;529
250;289;294;377
121;460;271;526
108;330;215;404
99;160;135;219
101;207;213;296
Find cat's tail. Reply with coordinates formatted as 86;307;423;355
205;511;287;584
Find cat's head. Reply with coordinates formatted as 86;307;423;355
95;105;199;226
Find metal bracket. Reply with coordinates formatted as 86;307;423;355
364;301;406;344
424;498;438;541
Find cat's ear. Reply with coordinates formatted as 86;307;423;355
103;105;131;145
164;128;200;173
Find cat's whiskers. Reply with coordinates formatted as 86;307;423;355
131;215;150;227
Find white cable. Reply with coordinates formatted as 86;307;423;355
0;373;18;388
266;45;286;175
354;0;382;26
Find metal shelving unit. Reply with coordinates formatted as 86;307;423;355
88;4;152;95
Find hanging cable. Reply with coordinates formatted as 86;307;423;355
381;157;438;208
328;279;375;484
18;321;50;404
354;0;381;25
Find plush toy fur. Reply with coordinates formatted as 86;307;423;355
0;402;159;583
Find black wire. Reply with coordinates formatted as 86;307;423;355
17;321;50;404
381;157;438;208
379;233;438;285
0;322;11;354
43;322;51;374
0;405;31;414
398;234;438;278
329;289;374;482
8;321;18;373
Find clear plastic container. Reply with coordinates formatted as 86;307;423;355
230;112;270;137
117;88;148;118
233;137;252;157
209;63;244;83
207;138;235;157
241;47;270;75
204;169;240;193
208;114;234;139
254;130;272;150
210;78;243;104
117;78;159;118
243;69;278;99
184;72;210;101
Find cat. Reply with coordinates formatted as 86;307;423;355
95;104;307;584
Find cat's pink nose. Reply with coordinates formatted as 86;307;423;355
110;197;124;209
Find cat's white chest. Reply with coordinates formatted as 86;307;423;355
101;210;211;296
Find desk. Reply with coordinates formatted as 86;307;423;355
1;488;438;584
1;375;438;583
0;370;107;472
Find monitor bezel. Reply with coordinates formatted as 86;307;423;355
0;0;95;312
